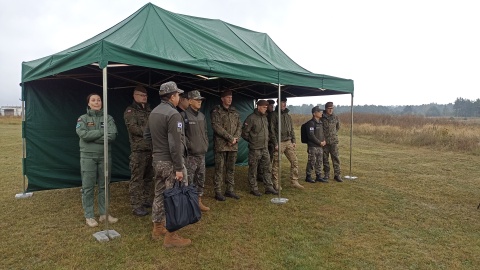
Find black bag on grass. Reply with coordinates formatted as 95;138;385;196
163;181;201;232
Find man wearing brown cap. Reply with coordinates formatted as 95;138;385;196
305;106;327;183
270;96;304;189
211;90;242;201
322;102;342;182
181;90;210;211
242;100;278;196
144;81;191;248
124;85;154;217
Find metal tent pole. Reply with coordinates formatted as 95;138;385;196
344;94;357;180
271;81;288;204
93;66;120;241
15;96;33;199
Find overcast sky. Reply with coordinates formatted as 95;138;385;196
1;0;479;107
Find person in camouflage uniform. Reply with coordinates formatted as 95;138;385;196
242;100;278;196
256;99;276;182
270;97;304;189
305;106;328;183
124;85;154;217
322;102;343;182
211;90;242;201
144;81;191;248
181;90;210;211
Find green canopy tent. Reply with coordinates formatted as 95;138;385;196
21;3;354;192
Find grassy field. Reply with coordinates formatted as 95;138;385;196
2;116;480;269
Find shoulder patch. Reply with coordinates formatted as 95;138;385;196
76;123;81;129
77;118;82;122
126;109;132;113
177;122;183;128
309;127;314;131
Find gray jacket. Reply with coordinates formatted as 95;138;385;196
144;100;186;171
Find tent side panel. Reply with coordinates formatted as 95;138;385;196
24;78;251;192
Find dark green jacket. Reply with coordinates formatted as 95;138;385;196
270;107;295;144
306;117;325;147
145;100;186;171
241;108;269;150
76;108;117;158
124;101;152;152
182;107;209;156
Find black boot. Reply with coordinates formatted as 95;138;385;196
316;174;328;183
305;175;315;183
215;192;226;201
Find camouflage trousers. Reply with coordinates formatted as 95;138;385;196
151;160;187;223
128;151;154;209
271;140;299;188
248;148;273;191
323;143;341;177
306;146;323;178
213;151;237;193
256;143;274;181
186;155;206;197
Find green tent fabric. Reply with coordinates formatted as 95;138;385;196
21;3;354;192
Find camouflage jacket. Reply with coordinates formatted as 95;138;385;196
241;108;269;150
270;107;296;144
322;112;340;145
124;101;152;152
211;104;242;152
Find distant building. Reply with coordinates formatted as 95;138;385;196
1;106;22;116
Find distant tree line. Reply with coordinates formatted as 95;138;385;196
288;98;480;117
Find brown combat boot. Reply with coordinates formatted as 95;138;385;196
291;180;304;189
163;231;192;248
199;197;210;212
152;222;167;240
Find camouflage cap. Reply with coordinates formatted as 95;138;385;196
188;90;206;100
159;81;184;96
311;106;322;113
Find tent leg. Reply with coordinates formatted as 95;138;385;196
271;79;288;205
16;98;33;199
344;94;357;180
93;66;120;241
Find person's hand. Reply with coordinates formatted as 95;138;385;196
175;171;183;182
320;140;326;146
275;145;279;150
231;138;238;145
292;143;296;148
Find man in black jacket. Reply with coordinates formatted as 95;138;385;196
305;106;327;183
182;90;210;211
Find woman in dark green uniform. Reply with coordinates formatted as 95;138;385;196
76;93;118;227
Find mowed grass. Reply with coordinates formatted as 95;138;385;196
2;116;480;269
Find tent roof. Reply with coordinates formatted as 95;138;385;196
21;3;353;98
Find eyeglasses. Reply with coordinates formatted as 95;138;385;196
135;93;148;97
